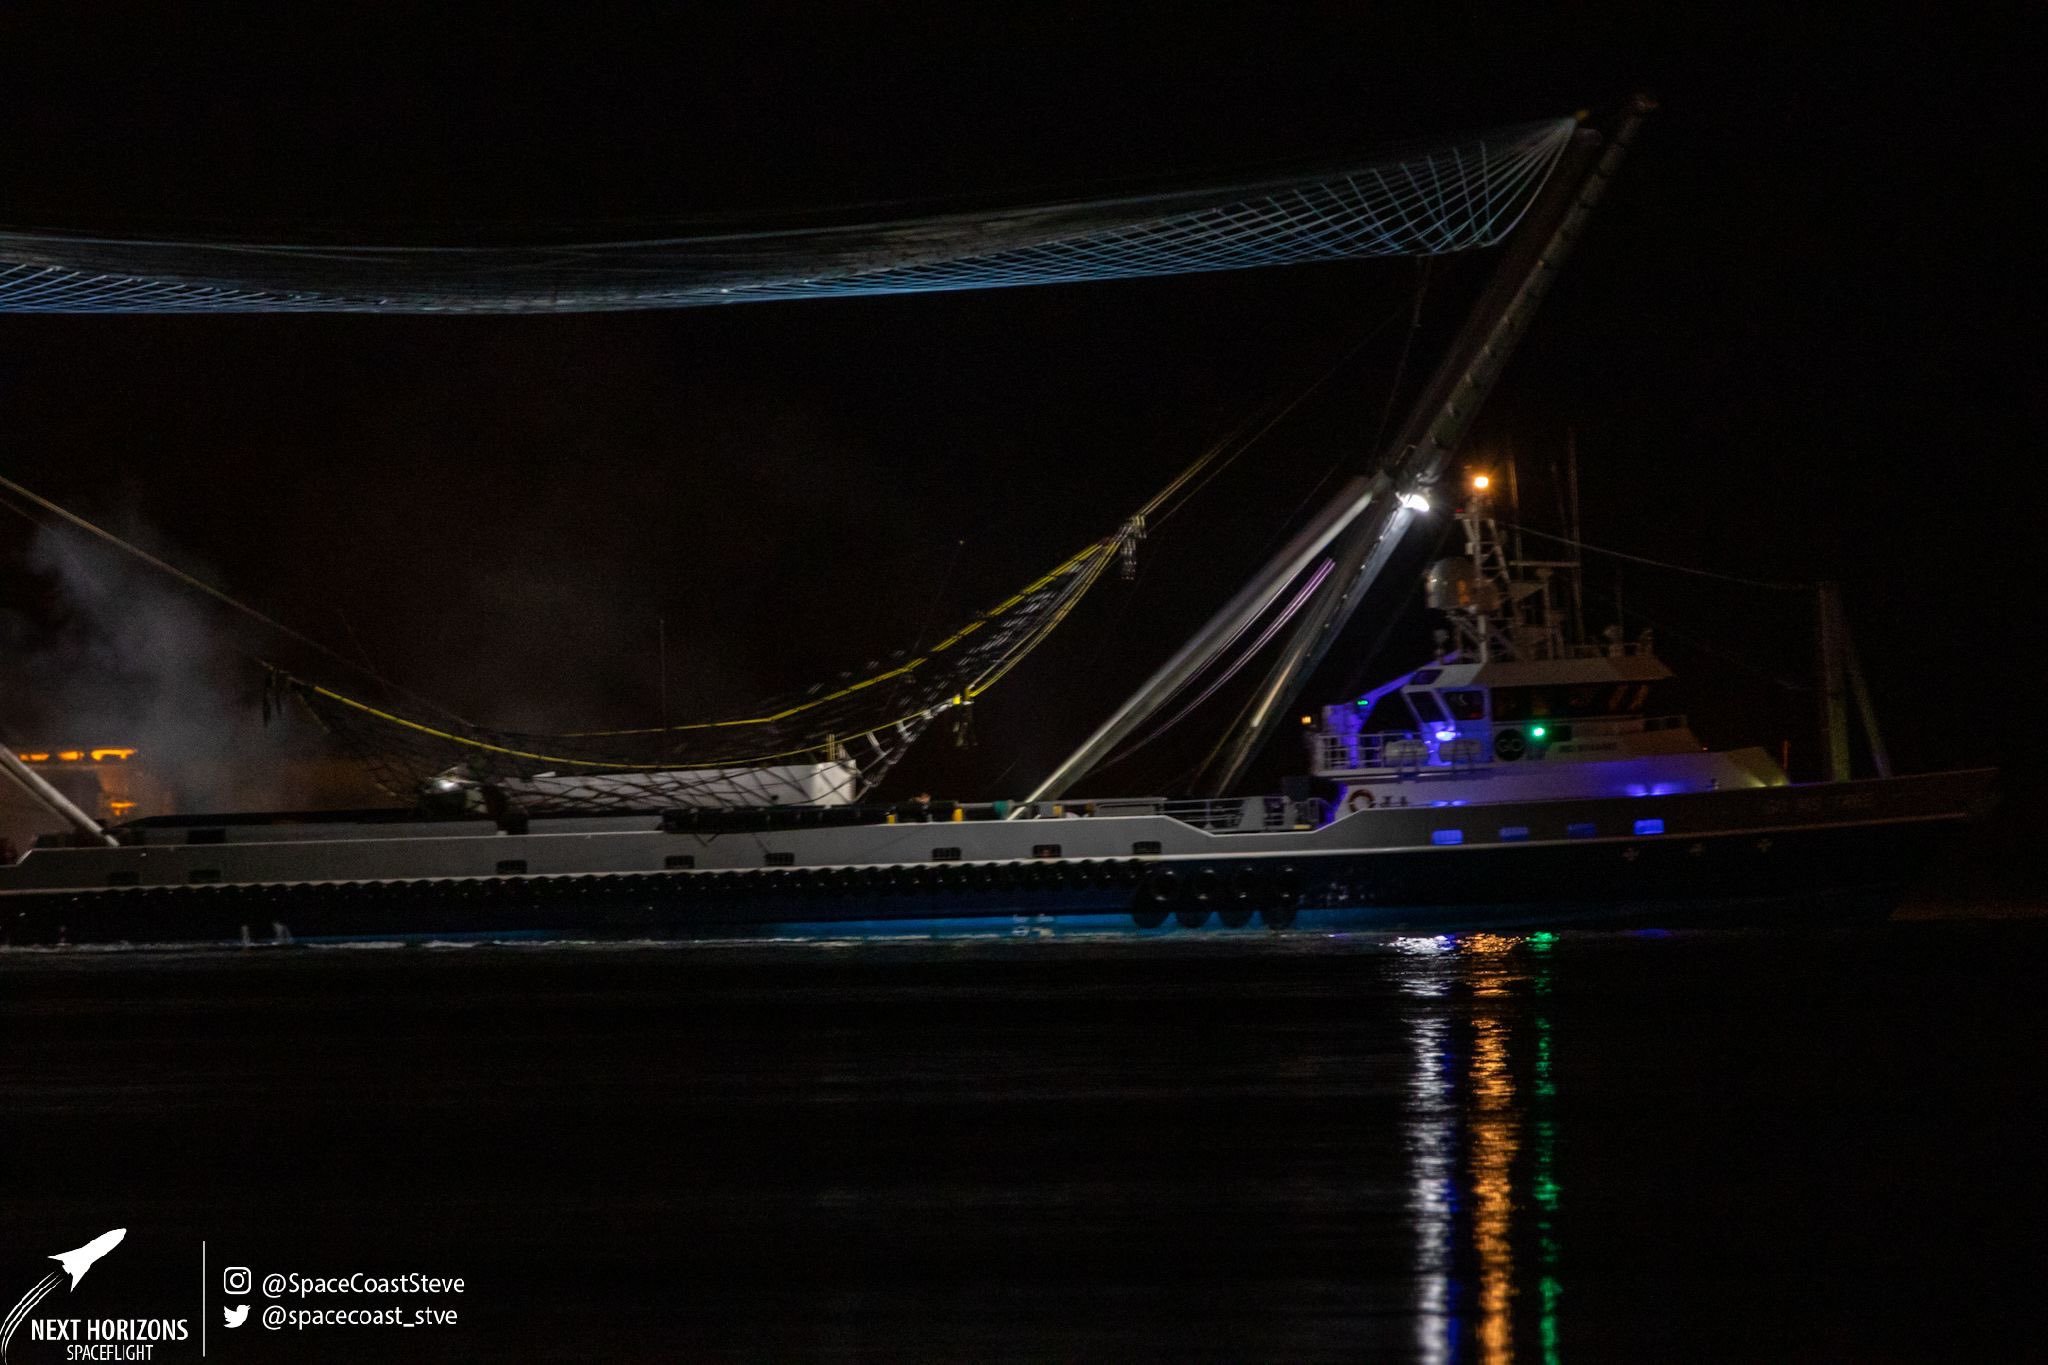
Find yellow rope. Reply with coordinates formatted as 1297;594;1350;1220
563;538;1114;736
304;682;928;771
294;540;1122;770
963;543;1118;697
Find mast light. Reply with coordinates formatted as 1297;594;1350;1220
1470;474;1491;491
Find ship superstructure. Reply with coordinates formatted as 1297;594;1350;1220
1308;476;1783;813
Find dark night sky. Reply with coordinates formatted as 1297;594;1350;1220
0;7;2036;826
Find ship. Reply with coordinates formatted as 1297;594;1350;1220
0;98;1996;944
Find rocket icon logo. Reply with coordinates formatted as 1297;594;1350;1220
222;1304;249;1328
2;1228;125;1363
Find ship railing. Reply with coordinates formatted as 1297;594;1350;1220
977;796;1310;832
949;797;1258;828
908;796;1235;824
1161;796;1327;832
1310;730;1428;772
1160;798;1250;831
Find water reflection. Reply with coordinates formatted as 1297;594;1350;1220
1397;931;1563;1363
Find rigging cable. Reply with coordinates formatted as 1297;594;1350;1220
0;472;466;721
1202;283;1420;579
1067;303;1404;683
1502;521;1810;592
1369;256;1434;455
1102;557;1336;773
1577;582;1813;694
1063;302;1428;780
1145;309;1402;530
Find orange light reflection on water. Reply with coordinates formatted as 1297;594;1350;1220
1471;1007;1520;1364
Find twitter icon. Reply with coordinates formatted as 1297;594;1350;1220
223;1304;249;1328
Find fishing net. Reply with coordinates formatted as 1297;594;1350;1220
0;120;1572;313
287;538;1118;810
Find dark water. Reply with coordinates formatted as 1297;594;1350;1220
5;919;2046;1362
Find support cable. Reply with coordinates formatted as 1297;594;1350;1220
1103;556;1336;772
0;471;468;721
1502;521;1809;592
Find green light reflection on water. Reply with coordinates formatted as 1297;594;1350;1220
1533;957;1562;1365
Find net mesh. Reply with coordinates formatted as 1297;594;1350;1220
0;121;1572;314
288;538;1117;810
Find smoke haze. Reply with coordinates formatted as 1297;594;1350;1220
1;516;379;847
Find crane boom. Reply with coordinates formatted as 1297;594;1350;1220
1200;96;1655;794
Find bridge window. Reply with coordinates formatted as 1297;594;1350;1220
1493;684;1665;722
1492;687;1534;722
1443;690;1487;721
1431;829;1464;845
1633;818;1666;836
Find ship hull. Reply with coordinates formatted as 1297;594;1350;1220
0;770;1994;946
